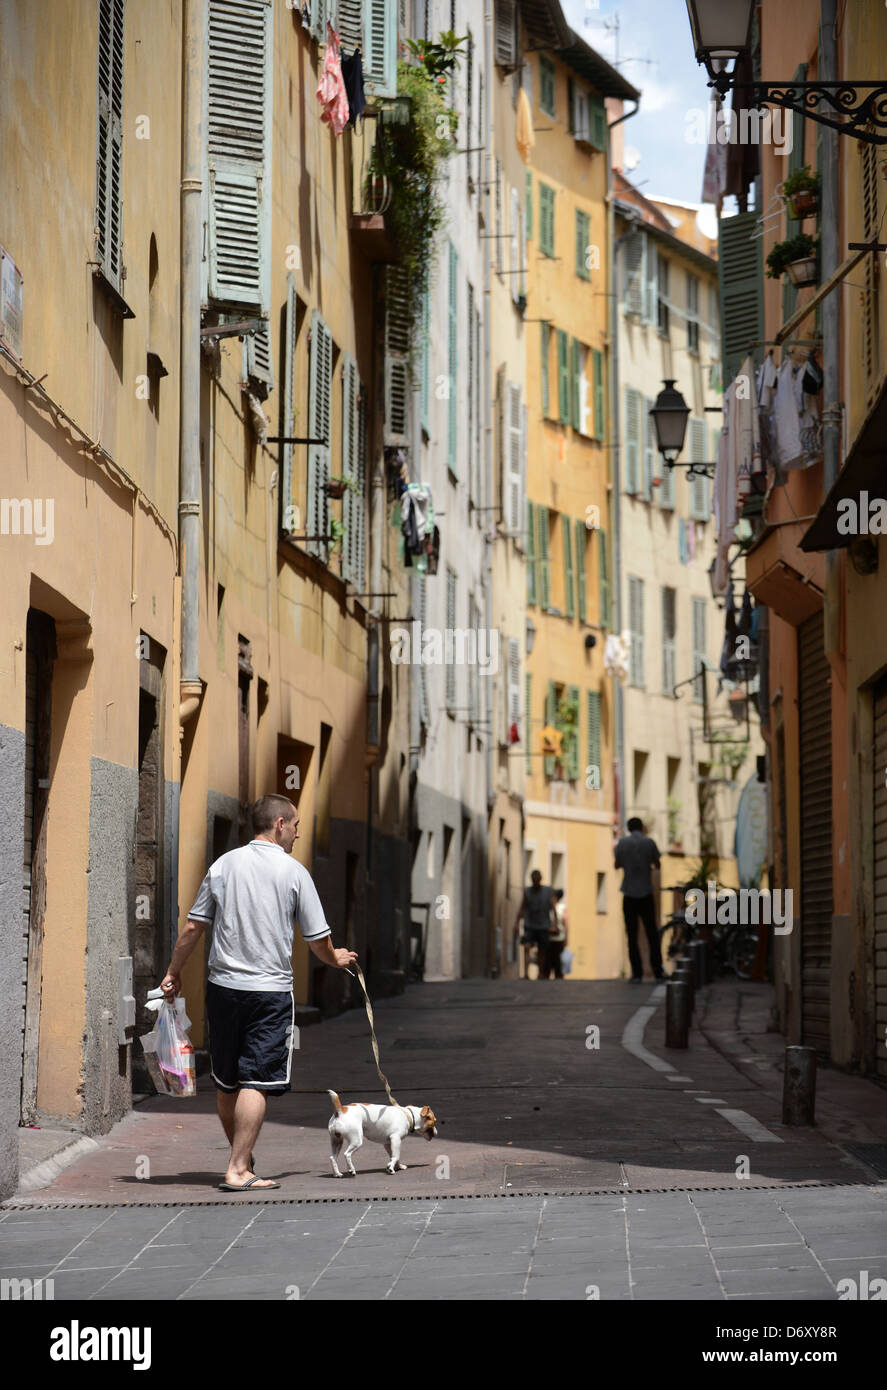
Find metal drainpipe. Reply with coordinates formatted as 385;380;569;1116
606;101;640;835
484;5;494;827
820;0;840;657
179;0;204;725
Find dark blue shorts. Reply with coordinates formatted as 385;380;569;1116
205;980;295;1097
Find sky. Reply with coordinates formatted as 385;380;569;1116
561;0;719;236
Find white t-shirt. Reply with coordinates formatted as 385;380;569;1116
188;840;331;992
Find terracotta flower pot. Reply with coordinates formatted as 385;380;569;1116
786;189;818;219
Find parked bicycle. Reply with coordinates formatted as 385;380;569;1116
659;882;758;981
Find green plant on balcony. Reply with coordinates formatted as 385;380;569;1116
328;517;346;554
711;741;747;783
368;47;461;338
554;693;579;779
666;796;683;848
780;164;821;219
405;29;468;81
765;232;818;286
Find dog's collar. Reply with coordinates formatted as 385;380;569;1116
404;1106;415;1133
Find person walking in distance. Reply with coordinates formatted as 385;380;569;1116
161;794;357;1191
614;817;666;982
514;869;558;979
540;888;568;979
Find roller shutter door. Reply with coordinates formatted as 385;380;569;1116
873;678;887;1079
798;613;832;1056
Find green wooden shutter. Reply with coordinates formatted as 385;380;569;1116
537;506;550;609
448;241;458;474
206;0;273;312
539;183;555;256
544;680;557;776
95;0;125;292
718;211;763;387
590;94;606;151
598;526;610;628
526;500;537;606
586;690;601;775
280;273;297;533
692;596;707;702
563;515;575;618
623;232;644;315
566;685;580;780
526;169;533;239
384;265;410;441
592;348;605;440
575;518;587;622
570;338;582;430
575;210;590;280
342;354;365;585
307;310;332;560
557;330;570;423
541;321;550;416
625;387;641;493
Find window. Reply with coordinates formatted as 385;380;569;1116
657;254;670;336
448;241;458;474
95;0;126;296
494;0;517;69
570;338;585;432
571;83;589;141
662;588;676;695
687;272;700;353
691;596;707;704
622;232;644;317
206;0;273;313
506;638;521;744
539;54;556;116
537;507;551;609
643;395;657;500
539;183;555;257
587;689;601;776
446;569;457;709
628;576;645;688
658;448;675;510
688;419;710;520
469;597;480;725
557;331;570;424
590;94;607;151
336;0;398;96
575;209;591;280
384;265;410;443
562;515;575;619
501;379;524;532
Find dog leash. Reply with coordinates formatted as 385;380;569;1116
345;964;401;1109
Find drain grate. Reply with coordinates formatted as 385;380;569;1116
2;1178;880;1212
843;1143;887;1178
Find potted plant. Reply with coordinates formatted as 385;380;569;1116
324;475;360;501
666;796;683;850
781;164;821;220
328;517;346;553
766;232;818;287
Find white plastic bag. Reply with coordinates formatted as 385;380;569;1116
560;948;574;976
139;989;196;1097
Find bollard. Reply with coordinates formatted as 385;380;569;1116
675;964;695;1015
689;941;705;989
782;1045;817;1125
665;979;690;1048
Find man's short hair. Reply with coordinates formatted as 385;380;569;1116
554;888;564;901
252;794;296;833
530;869;542;882
627;816;644;833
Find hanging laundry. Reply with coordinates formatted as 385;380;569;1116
770;356;821;471
712;416;734;594
316;22;349;137
341;47;366;127
732;353;762;508
720;582;737;678
423;524;440;576
604;632;630;682
516;87;535;164
401;482;435;571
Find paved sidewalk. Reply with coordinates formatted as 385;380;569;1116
6;976;885;1206
2;1187;886;1301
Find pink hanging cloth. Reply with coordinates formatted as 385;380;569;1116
316;21;350;137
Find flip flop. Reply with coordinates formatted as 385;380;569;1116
218;1175;280;1192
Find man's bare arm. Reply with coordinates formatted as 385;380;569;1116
161;919;206;997
309;936;358;970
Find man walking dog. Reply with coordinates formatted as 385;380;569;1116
161;794;357;1191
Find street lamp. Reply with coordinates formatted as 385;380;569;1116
649;380;690;468
685;0;887;144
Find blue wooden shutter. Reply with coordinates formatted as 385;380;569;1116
206;0;272;312
341;354;366;586
95;0;125;292
625;387;641;493
363;0;398;99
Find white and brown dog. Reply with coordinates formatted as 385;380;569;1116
327;1090;438;1177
